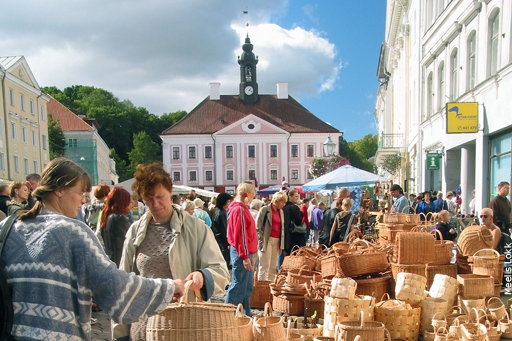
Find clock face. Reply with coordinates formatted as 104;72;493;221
244;86;254;95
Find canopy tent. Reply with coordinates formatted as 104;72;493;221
302;165;388;192
115;178;219;198
256;185;283;195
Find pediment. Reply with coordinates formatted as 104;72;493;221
213;114;288;136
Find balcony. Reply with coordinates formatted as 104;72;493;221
375;133;405;166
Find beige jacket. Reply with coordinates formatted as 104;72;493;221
113;204;230;338
256;204;285;252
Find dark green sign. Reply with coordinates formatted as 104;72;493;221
426;152;440;170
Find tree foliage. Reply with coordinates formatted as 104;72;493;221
127;131;161;174
338;134;378;173
42;85;187;181
309;154;351;178
48;114;66;160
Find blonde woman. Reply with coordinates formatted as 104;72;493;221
225;182;258;316
181;199;195;215
434;210;457;241
256;191;287;281
6;181;30;216
330;198;355;244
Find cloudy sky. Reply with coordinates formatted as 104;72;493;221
1;0;386;141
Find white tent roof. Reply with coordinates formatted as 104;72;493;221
115;178;219;197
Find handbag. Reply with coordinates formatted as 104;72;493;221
290;221;307;234
1;213;19;341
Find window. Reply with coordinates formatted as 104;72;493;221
307;145;314;157
306;169;313;180
24;158;29;175
40;105;46;121
0;153;4;171
437;62;445;111
426;72;433;119
436;0;444;17
172;147;180;159
205;146;212;159
450;50;458;101
173;172;181;182
189;146;196;159
11;122;17;140
30;99;34;115
226;146;233;158
291;145;298;158
189;171;197;182
205;171;213;181
248;145;255;158
249;170;255;180
425;1;434;28
13;156;19;173
33;160;38;174
9;88;14;106
488;12;500;76
20;94;25;111
291;169;298;180
227;170;234;181
270;170;277;180
467;32;477;90
42;134;47;150
22;126;27;143
32;130;36;146
270;145;277;158
68;138;77;147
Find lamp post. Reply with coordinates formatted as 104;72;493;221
323;135;336;157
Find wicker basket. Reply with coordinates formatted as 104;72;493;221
486;297;506;321
287;266;322;285
253;302;286;341
431;312;447;332
457;274;494;298
338;239;389;277
335;312;387;341
393;231;435;264
375;300;420;341
402;205;420;224
459;296;485;316
354;274;391;302
320;249;343;279
304;295;325;320
430;229;454;265
323;295;375;337
146;281;238;341
273;293;305;316
282;246;317;271
456;249;472;274
499;311;512;339
395;272;427;305
428;274;458;310
235;303;253;341
391;263;426;280
330;277;357;299
426;264;457;289
252;270;273;309
420;297;448;334
471;248;499;277
456;225;493;257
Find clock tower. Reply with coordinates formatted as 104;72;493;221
238;34;259;104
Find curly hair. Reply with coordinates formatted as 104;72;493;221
99;187;132;230
8;181;27;198
132;161;173;199
19;157;92;221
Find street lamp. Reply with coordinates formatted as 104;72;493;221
323;135;336;157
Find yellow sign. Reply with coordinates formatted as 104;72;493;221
446;102;478;134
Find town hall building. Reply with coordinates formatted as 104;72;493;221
160;35;341;193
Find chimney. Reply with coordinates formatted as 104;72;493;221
209;82;220;100
277;82;288;99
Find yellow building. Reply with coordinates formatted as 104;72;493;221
0;56;50;181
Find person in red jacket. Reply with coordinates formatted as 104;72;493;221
225;181;258;316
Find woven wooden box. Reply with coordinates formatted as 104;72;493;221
457;274;494;298
394;232;435;264
425;264;457;288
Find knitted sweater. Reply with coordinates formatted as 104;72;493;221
1;209;175;341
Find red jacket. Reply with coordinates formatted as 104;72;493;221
227;201;258;260
301;204;310;228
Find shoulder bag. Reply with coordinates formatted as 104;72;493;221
1;213;19;341
290;220;307;234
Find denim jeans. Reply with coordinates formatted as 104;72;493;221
225;246;254;316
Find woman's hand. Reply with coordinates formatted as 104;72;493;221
242;258;252;271
184;271;204;291
172;279;184;301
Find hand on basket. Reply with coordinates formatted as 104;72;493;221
184;271;204;291
172;279;185;301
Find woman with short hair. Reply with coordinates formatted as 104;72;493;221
6;181;29;216
211;192;233;269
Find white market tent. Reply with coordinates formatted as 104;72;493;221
115;178;219;198
302;164;388;192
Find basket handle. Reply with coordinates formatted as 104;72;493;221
178;280;202;304
473;248;500;258
487;296;504;308
380;293;391;302
469;307;481;324
263;302;273;317
402;205;416;214
431;228;444;242
348;238;371;251
432;311;446;321
344;229;363;242
236;303;245;317
436;326;448;335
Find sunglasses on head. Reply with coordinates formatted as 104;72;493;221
480;215;488;218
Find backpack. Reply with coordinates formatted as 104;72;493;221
0;213;19;340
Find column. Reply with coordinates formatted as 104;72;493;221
460;146;476;215
474;134;489;213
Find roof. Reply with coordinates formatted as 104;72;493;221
161;94;340;135
0;56;23;70
47;98;93;131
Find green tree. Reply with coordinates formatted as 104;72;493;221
110;148;131;182
127;131;160;174
338;134;378;173
48;114;66;160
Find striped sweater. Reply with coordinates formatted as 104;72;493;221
0;209;175;341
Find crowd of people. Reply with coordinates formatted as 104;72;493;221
0;157;510;340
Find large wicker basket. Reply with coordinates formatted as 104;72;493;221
354;274;391;302
252;270;272;309
375;300;420;341
456;225;493;256
146;281;238;341
430;229;454;265
425;264;457;289
253;302;286;341
335;312;387;341
393;231;435;264
281;246;317;271
235;303;253;341
471;248;500;277
338;239;389;277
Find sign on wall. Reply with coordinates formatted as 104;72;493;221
446;102;478;134
426;152;440;170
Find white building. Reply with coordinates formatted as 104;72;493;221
375;0;512;214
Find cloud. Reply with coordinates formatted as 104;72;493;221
1;0;340;115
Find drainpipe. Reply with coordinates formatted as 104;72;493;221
211;133;216;190
0;70;11;180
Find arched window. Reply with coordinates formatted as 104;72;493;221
438;62;445;111
467;31;477;91
426;72;433;119
488;10;500;76
450;49;458;101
